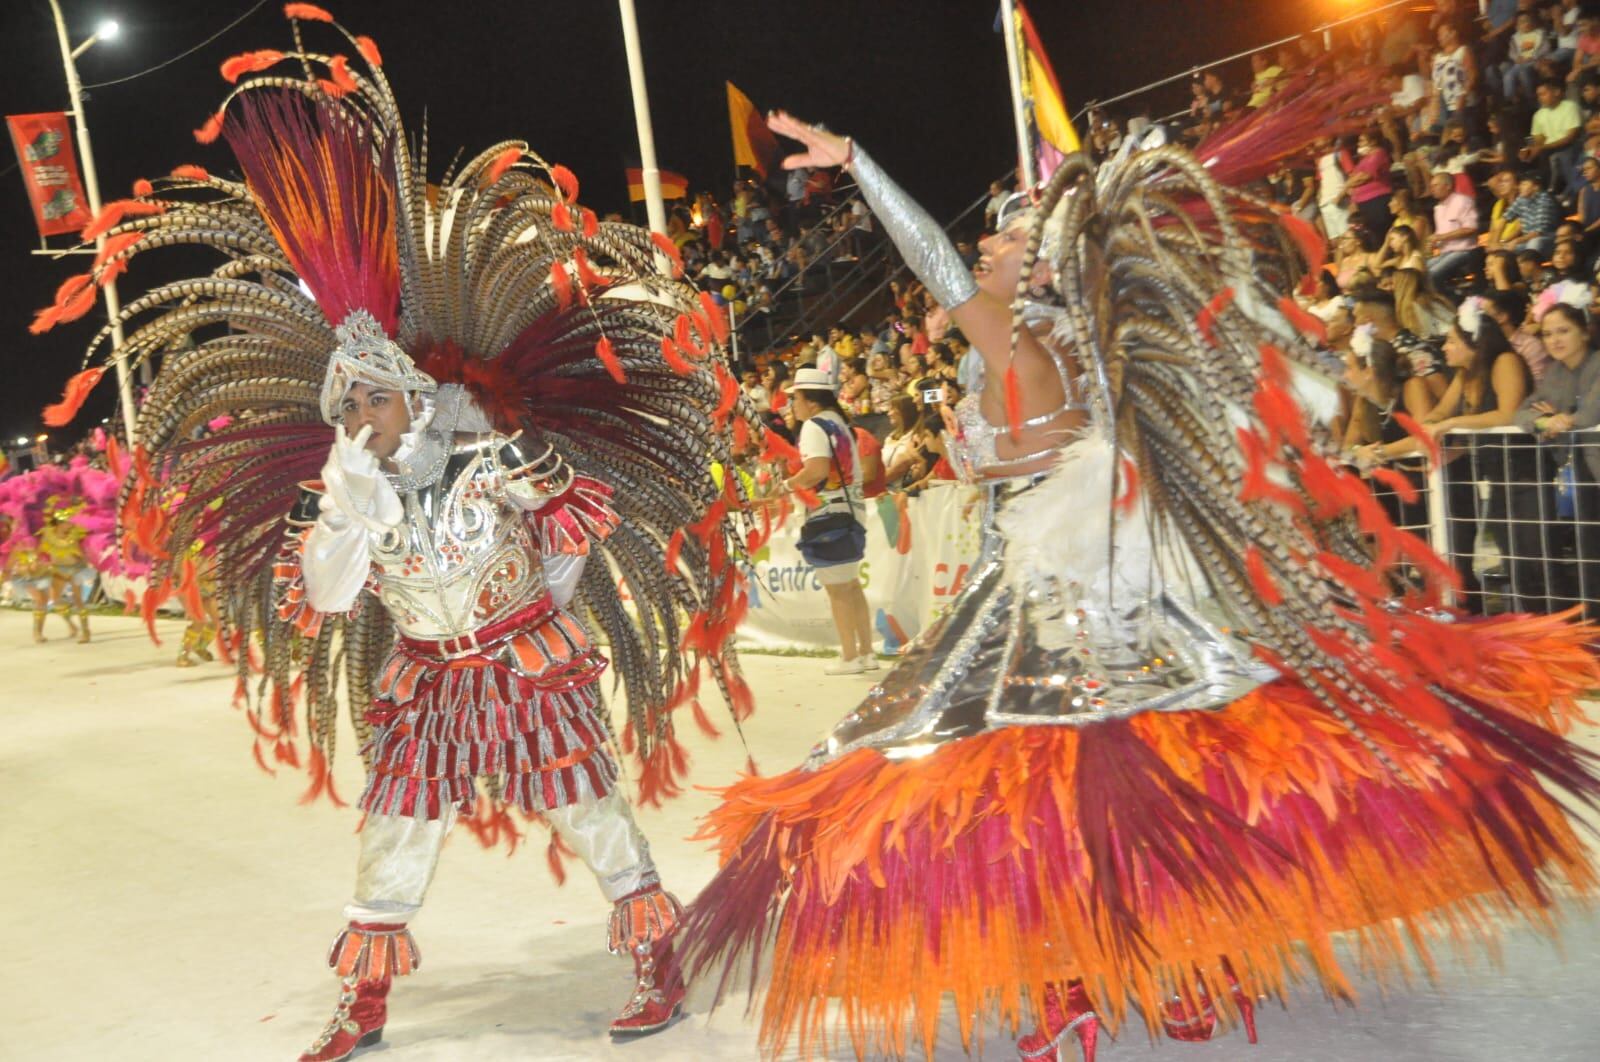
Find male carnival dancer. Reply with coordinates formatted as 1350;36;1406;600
279;325;686;1060
28;7;757;1060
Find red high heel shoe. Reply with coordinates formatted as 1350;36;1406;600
1017;980;1100;1062
1161;959;1257;1045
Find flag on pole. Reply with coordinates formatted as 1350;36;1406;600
625;167;689;202
7;112;93;238
1010;3;1080;182
726;81;780;179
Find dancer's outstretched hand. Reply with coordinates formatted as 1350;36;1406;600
768;110;852;170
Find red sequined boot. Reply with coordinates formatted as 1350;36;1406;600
1161;960;1257;1045
1017;980;1100;1062
607;886;687;1038
298;975;388;1062
298;921;420;1061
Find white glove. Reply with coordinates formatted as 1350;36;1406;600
320;425;403;533
304;426;403;614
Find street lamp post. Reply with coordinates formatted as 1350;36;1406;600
45;1;137;450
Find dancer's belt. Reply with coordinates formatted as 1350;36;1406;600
397;594;556;660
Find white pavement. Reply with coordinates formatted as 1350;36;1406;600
1;609;1598;1061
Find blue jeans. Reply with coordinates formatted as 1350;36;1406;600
1428;248;1482;286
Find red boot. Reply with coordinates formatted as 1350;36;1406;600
607;886;687;1038
299;921;420;1061
1017;980;1100;1062
1161;960;1257;1045
298;975;388;1062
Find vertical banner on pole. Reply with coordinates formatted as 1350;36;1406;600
7;112;92;237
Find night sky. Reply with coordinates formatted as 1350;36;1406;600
1;0;1335;445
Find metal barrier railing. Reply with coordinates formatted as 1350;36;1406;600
1361;426;1598;617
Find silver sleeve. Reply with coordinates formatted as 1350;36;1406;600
848;143;979;310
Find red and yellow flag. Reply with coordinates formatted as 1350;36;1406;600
625;167;688;202
726;81;780;179
1013;2;1080;181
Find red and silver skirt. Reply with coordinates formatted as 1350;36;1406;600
359;596;617;819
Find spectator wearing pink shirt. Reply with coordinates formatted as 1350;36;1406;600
1342;130;1395;237
1427;169;1481;286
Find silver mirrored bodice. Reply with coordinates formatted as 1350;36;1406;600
372;437;551;639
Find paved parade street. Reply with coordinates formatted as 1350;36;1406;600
0;610;1596;1061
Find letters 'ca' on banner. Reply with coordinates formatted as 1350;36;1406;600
7;112;92;238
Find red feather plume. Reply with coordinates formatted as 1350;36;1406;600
193;110;225;145
595;334;626;384
170;164;210;182
354;35;383;67
220;49;286;83
42;367;108;427
283;3;334;21
549;164;579;201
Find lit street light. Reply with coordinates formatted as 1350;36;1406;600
46;1;137;450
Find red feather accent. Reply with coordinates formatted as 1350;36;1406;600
1394;411;1442;465
732;416;750;451
595;335;626;384
170;164;209;182
1115;456;1140;515
327;55;359;94
1276;294;1327;343
1278;211;1328;294
1003;362;1023;441
665;528;685;573
761;427;800;464
551;201;574;231
1370;466;1421;504
1195;287;1236;347
546;835;569;885
316;77;347;98
283;3;334;21
1244;546;1284;605
81;198;165;242
131;178;154;198
661;336;693;375
581;207;599;238
354;35;383;67
673;314;698;357
484;146;522;187
650;231;684;277
42;367;107;427
690;698;723;738
698;291;730;344
712;364;738;427
193;110;225;144
92;232;141;271
40;272;100;329
549;261;573;310
572;247;605;290
549;164;579;201
220;49;285;83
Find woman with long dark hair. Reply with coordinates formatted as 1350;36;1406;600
1359;302;1531;608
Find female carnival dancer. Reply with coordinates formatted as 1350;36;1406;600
30;6;759;1059
678;107;1600;1060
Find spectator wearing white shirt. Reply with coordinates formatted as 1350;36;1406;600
1427;169;1481;286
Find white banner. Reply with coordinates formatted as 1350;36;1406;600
735;483;984;652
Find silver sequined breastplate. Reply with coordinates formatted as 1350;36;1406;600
945;390;1085;481
371;440;547;639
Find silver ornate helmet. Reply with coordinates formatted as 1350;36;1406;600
318;309;438;425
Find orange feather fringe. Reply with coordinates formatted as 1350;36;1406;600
595;335;626;384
